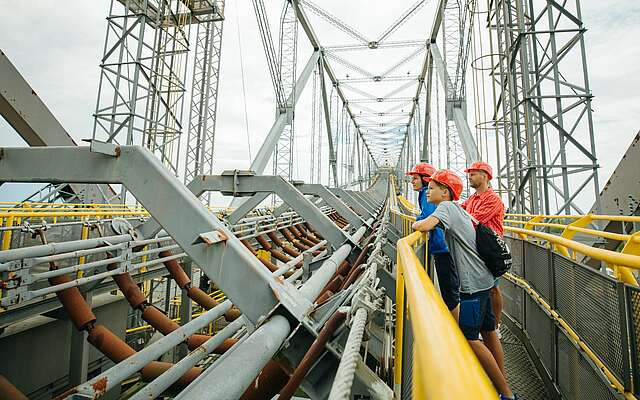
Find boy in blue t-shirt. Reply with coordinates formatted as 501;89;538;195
406;163;460;314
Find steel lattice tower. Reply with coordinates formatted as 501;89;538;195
273;1;298;180
184;2;225;206
487;0;600;214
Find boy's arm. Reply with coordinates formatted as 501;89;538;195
412;215;440;232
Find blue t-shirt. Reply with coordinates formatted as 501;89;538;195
416;187;449;254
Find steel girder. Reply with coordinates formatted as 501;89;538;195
0;51;115;204
0;145;311;324
187;173;355;248
293;183;368;229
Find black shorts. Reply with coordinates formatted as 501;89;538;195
433;252;460;311
459;289;496;340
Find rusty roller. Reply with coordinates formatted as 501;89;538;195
266;232;300;257
47;264;96;331
140;305;180;335
336;260;351;277
254;234;273;251
157;250;240;321
278;311;347;400
242;240;279;273
315;290;334;305
186;336;238;353
289;226;324;253
140;362;203;386
240;361;289;400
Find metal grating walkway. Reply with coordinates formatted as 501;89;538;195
501;324;551;400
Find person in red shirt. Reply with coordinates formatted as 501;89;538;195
462;161;506;375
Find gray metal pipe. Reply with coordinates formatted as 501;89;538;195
0;233;132;263
129;317;245;400
174;315;290;400
298;223;370;302
272;239;327;278
22;253;186;301
75;300;232;398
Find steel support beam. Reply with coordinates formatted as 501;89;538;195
187;174;353;248
247;50;320;177
227;192;270;224
430;44;479;162
294;183;367;229
329;188;372;218
0;50;114;203
0;146;311;324
175;315;290;400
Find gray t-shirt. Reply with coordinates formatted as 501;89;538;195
431;201;494;294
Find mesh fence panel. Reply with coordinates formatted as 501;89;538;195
626;286;640;394
525;295;555;379
553;253;626;383
556;330;622;400
523;242;551;301
501;277;524;325
507;237;524;277
401;313;413;400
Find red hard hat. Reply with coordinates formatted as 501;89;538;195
405;163;436;182
464;161;493;180
426;169;464;201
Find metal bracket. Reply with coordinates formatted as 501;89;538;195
193;230;228;246
87;139;120;157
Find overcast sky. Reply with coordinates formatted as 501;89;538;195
1;0;638;208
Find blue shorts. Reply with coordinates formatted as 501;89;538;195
459;289;496;340
494;277;501;287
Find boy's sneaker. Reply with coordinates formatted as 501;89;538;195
499;395;520;400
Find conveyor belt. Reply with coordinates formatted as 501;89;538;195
501;324;551;400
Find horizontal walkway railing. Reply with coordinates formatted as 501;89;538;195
391;181;640;398
505;213;640;285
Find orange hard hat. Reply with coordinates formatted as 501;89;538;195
426;169;464;201
405;163;436;182
464;161;493;180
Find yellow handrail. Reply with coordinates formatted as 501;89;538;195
395;231;496;398
505;226;640;285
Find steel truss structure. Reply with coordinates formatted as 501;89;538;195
184;2;225;206
273;1;299;180
487;0;600;214
92;0;193;179
0;1;616;398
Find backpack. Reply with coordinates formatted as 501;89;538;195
447;204;512;277
474;222;512;277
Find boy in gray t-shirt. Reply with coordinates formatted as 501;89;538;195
412;169;516;400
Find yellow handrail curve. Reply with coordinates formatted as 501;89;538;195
395;231;497;398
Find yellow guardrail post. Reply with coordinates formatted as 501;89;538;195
77;217;90;278
393;255;405;396
2;216;14;251
615;231;640;286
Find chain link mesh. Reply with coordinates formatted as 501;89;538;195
502;277;524;325
625;285;640;394
401;314;413;400
523;242;551;301
553;253;626;383
525;295;555;378
556;329;622;400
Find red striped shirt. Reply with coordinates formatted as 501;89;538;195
461;188;505;236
